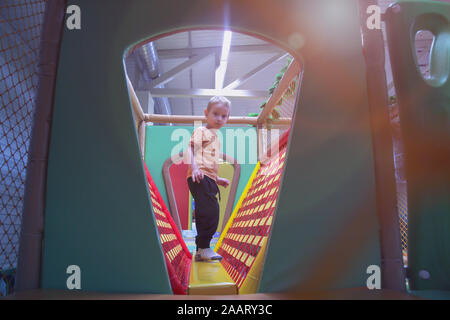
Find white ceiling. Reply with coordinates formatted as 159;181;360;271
129;30;290;119
155;31;289;118
126;0;449;119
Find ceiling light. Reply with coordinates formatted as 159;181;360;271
215;30;232;89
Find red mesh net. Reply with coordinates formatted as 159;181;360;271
143;162;191;294
217;60;298;289
218;132;289;288
0;0;46;296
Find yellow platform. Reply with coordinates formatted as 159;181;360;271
188;260;237;295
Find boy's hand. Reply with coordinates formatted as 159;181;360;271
217;177;230;188
192;168;204;183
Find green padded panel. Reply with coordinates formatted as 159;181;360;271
43;0;183;293
410;290;450;300
385;0;450;291
217;163;234;232
42;0;381;293
145;126;257;216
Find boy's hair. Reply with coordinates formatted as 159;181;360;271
206;96;231;113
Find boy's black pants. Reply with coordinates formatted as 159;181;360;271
187;176;220;250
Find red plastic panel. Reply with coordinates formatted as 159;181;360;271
169;163;190;230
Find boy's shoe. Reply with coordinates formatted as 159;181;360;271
195;248;222;261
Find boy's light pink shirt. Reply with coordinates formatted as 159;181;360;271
186;126;221;181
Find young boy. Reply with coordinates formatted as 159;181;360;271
186;96;231;261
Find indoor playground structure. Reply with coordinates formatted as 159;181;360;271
0;0;449;299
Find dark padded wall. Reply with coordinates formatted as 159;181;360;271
385;1;450;293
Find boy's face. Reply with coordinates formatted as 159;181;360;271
204;103;229;129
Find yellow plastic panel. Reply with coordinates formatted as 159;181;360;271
216;163;234;232
215;162;261;250
188;260;237;295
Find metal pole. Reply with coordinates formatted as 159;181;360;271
144;114;291;125
15;0;67;292
358;0;406;291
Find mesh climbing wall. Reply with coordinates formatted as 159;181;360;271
0;0;46;296
217;59;297;290
218;137;288;289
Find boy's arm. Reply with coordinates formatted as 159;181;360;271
216;175;230;188
215;152;230;187
188;143;204;183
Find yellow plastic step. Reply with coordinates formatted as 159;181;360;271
188;260;237;295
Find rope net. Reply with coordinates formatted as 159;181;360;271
218;132;289;289
259;71;299;162
277;76;298;119
143;162;192;294
0;0;46;296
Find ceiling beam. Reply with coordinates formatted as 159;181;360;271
149;88;269;99
224;53;289;90
147;52;212;89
